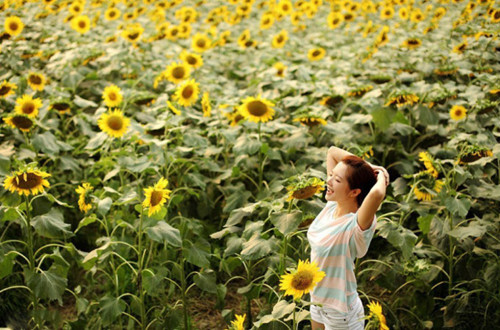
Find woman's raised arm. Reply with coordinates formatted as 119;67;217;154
327;146;354;177
357;169;389;230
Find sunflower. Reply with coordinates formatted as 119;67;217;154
399;7;409;20
271;30;288;48
71;15;91;34
224;108;246;126
173;79;200;107
401;38;422;49
166;25;180;40
348;85;373;97
201;92;211;117
143;177;171;217
286;177;325;201
0;80;17;98
375;26;390;47
307;47;326;61
4;16;24;36
292;115;327;127
98;109;130;138
165;62;191;84
179;50;203;68
433;7;446;20
105;7;121;21
273;62;286;77
75;183;93;213
418;151;438;178
327;11;343;29
3;168;51;196
410;9;425;22
411;172;444;201
229;314;246;330
452;41;467;54
380;6;394;20
69;1;84;15
102;84;123;107
49;101;71;114
320;95;344;107
167;100;181;115
191;33;211;53
450;105;467;121
279;259;325;300
492;9;500;23
366;301;389;330
385;91;419;107
237;29;250;45
121;25;144;43
3;114;34;132
458;146;493;164
14;94;42;118
238;95;275;123
260;13;274;29
27;72;46;91
277;0;293;15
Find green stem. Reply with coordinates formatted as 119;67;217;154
292;305;296;330
180;256;189;330
138;207;146;329
25;196;39;329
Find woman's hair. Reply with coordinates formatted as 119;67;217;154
341;155;377;207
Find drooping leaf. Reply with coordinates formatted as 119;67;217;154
270;210;303;235
145;221;182;247
31;208;72;239
26;268;67;303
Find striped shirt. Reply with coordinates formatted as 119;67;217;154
307;200;377;315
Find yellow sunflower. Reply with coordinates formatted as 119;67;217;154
98;109;130;138
411;172;444;201
229;314;246;330
142;177;171;216
492;9;500;23
102;84;123;108
70;15;91;34
327;11;343;29
452;41;467;54
399;7;409;20
191;33;212;53
286;177;325;201
237;29;250;46
173;79;200;107
279;259;326;300
165;61;191;84
3;168;51;196
179;50;203;68
307;47;326;61
384;92;419;107
418;151;438;178
380;6;394;20
450;105;467;121
4;16;24;36
105;7;121;21
167;100;181;115
238;95;275;123
3;114;34;132
348;85;373;97
27;72;46;91
14;94;42;118
292;115;327;128
0;80;17;98
49;101;71;114
121;24;144;43
75;183;93;213
68;1;84;15
401;38;422;49
260;13;274;29
271;30;288;48
410;9;425;22
166;25;180;40
366;301;389;330
277;0;293;15
201;92;211;117
273;62;286;77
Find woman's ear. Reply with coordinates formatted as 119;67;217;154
349;188;361;198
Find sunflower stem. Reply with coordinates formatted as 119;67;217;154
137;206;146;329
24;196;40;329
292;304;296;330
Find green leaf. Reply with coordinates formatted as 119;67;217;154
193;269;218;294
241;233;276;259
97;197;113;216
0;251;16;279
225;202;259;227
143;267;168;297
377;220;417;259
73;95;98;108
417;214;434;235
99;296;126;326
0;154;10;176
31;208;72;239
75;215;98;233
32;132;61;155
371;107;395;131
145;221;182;247
26;268;67;303
223;189;252;213
233;136;261;155
85;132;108;150
272;300;296;319
448;221;488;240
444;196;471;218
1;208;19;222
82;241;111;270
417;105;439;125
270;210;303;235
468;182;500;201
185;243;211;268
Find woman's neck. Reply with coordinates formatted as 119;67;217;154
335;201;358;218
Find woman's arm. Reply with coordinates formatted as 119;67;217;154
327;146;354;177
357;169;388;230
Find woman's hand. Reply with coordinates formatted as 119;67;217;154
372;166;390;187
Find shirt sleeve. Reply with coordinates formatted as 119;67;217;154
351;213;377;258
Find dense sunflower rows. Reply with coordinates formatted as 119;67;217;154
1;0;499;328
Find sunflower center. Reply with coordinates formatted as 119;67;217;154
107;115;124;131
108;92;117;101
408;39;419;45
187;56;197;65
109;11;116;17
291;270;314;290
9;22;19;31
12;116;33;129
150;190;164;207
22;101;35;114
53;103;70;110
244;40;253;47
129;32;139;40
332;18;339;25
79;20;86;28
171;28;178;36
247;100;268;116
0;86;11;96
277;35;284;43
15;172;43;189
172;67;185;79
312;50;321;57
29;75;42;84
182;86;194;99
196;38;206;48
454;109;462;116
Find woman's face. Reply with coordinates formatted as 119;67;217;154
325;162;357;202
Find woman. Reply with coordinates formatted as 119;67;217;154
307;146;389;330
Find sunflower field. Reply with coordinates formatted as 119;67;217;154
1;0;499;328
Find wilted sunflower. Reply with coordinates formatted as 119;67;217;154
191;33;211;53
365;301;389;330
452;41;467;54
173;79;200;107
143;177;171;216
167;100;181;115
165;62;191;84
71;15;91;34
49;101;71;114
229;314;246;330
98;109;130;138
121;24;144;43
4;16;24;36
102;84;123;107
4;168;51;196
401;38;422;49
418;151;438;178
14;94;42;118
180;50;203;68
3;114;34;132
434;64;458;76
449;105;467;121
327;11;343;29
348;85;373;97
27;72;46;91
308;47;326;61
385;91;419;107
272;30;288;48
458;146;493;164
201;92;211;117
105;7;121;21
75;182;93;213
238;95;275;123
279;259;325;300
411;171;444;201
320;95;344;107
293;115;327;128
0;80;17;98
286;177;325;201
273;62;286;77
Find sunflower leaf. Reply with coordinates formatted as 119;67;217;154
26;268;67;304
270;210;303;235
98;296;126;326
31;208;72;239
145;221;181;247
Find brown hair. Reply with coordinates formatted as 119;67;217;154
341;155;377;207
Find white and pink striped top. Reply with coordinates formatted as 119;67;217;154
306;200;377;314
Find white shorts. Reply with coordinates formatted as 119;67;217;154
310;296;365;330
